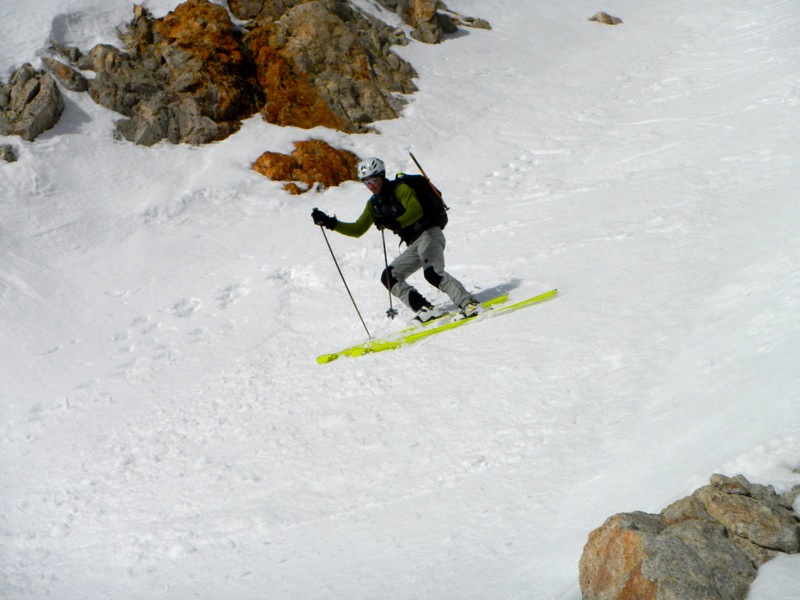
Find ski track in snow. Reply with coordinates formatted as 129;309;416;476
2;0;800;598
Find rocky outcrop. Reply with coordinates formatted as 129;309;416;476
228;0;490;44
46;0;421;145
64;0;262;146
244;0;416;132
0;63;64;141
579;474;800;600
14;0;487;149
252;139;359;194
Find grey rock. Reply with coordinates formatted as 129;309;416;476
0;63;64;141
51;42;83;64
695;478;800;553
645;519;756;600
261;0;417;130
228;0;264;20
580;473;800;600
0;143;17;162
589;12;623;25
373;0;490;43
42;57;88;92
783;484;800;509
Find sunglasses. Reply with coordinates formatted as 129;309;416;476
362;176;381;186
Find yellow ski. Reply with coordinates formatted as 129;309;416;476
317;289;557;364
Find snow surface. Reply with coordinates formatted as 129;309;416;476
2;0;800;598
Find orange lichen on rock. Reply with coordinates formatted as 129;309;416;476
253;139;359;194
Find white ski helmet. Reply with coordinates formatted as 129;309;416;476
357;157;386;181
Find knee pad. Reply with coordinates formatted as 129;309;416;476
381;267;398;291
423;266;443;289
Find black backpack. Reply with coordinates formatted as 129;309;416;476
394;173;449;230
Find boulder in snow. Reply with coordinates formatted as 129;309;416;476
579;474;800;600
0;63;65;141
589;12;623;26
252;139;360;194
0;143;17;162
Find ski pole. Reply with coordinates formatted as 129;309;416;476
318;225;372;339
409;152;449;210
381;229;399;319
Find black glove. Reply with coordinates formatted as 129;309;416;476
312;208;337;230
373;215;400;233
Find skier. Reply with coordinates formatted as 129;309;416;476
311;157;481;322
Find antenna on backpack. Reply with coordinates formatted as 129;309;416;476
409;152;449;211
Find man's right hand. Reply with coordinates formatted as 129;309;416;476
312;208;337;230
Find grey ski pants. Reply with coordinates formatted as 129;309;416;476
385;227;473;311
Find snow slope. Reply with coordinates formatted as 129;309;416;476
2;0;799;598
